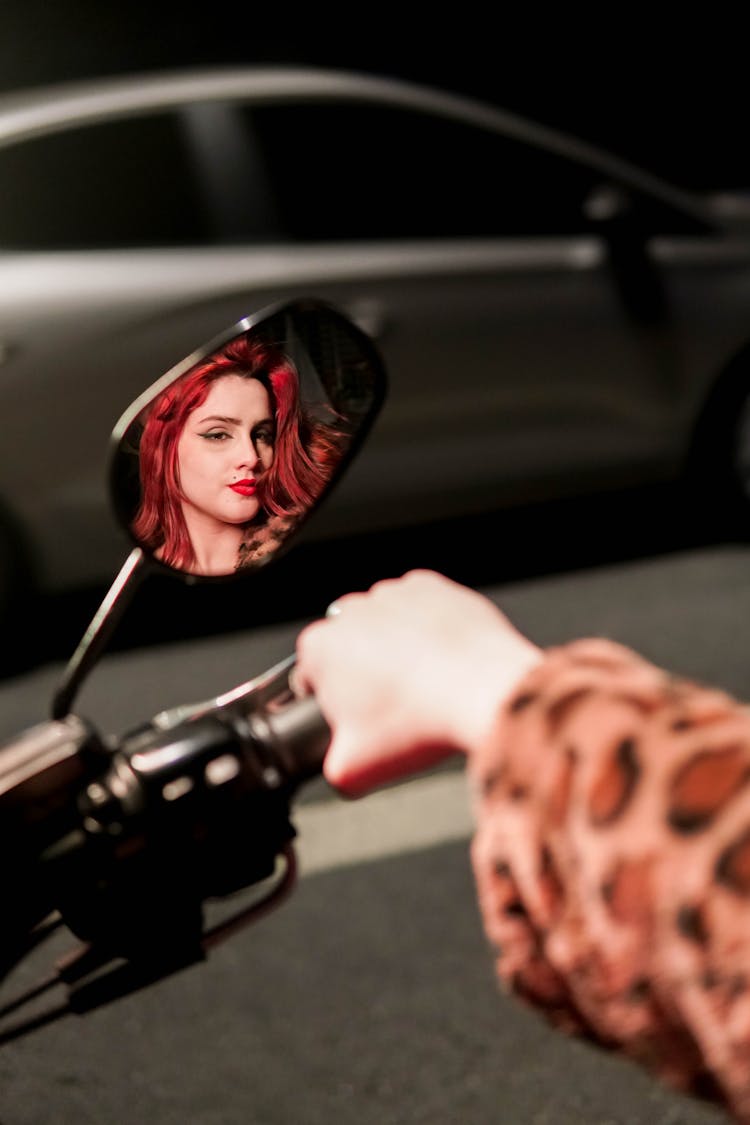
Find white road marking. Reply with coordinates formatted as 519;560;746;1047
293;770;475;877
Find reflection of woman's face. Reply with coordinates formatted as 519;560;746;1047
176;375;275;528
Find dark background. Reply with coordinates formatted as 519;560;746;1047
0;3;745;189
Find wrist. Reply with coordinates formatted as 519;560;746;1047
448;639;543;757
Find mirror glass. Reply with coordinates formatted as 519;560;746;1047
109;299;385;579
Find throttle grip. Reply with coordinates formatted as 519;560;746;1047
250;695;331;786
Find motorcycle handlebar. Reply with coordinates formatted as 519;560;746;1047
0;676;332;994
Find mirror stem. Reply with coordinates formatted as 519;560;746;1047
51;549;148;720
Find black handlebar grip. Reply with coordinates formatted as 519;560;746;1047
258;695;331;787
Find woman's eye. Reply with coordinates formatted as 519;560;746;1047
254;427;275;445
200;430;230;442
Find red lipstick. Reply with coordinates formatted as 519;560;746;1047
230;479;256;496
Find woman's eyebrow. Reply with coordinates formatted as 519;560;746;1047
196;414;240;426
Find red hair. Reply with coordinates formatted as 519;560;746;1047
132;335;343;571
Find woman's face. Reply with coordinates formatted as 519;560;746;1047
176;374;275;527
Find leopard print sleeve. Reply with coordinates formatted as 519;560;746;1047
467;638;750;1121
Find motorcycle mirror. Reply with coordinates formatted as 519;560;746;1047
51;299;386;720
109;297;386;579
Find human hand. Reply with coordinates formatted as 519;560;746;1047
294;570;542;797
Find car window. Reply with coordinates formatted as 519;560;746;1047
0;99;705;251
241;102;597;240
241;103;704;242
0;113;215;249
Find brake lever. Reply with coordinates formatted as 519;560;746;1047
149;654;298;732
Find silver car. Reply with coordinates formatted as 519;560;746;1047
1;65;749;604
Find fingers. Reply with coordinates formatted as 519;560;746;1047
294;570;459;697
293;601;355;697
287;663;310;698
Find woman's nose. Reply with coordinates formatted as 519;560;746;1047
236;435;260;470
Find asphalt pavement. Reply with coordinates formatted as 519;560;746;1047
1;536;748;1123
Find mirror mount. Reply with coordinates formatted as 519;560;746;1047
51;548;149;720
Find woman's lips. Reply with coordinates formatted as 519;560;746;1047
230;479;256;496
